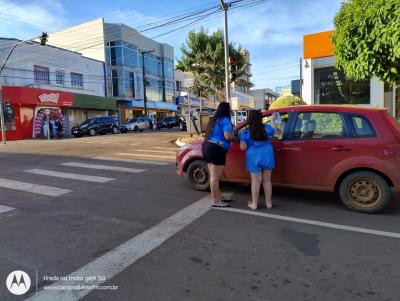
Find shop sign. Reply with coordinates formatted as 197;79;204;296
133;69;144;100
38;93;60;104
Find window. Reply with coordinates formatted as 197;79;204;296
350;115;376;138
237;113;286;141
71;72;83;88
292;112;346;140
34;65;49;84
123;71;134;98
176;80;182;92
314;67;370;105
55;70;65;86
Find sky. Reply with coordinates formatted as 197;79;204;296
0;0;342;90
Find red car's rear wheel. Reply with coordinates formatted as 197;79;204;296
339;171;391;213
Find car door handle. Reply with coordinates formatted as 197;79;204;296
331;146;351;152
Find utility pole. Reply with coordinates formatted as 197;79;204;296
220;0;230;103
140;49;155;117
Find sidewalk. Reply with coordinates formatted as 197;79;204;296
176;133;204;147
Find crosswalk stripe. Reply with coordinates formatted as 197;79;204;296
116;153;175;159
0;178;71;197
61;162;145;173
0;205;15;214
25;169;114;183
92;157;169;166
133;149;177;154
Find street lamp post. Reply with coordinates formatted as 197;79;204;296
140;49;155;117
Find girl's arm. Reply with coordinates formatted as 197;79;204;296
240;141;247;151
224;131;238;143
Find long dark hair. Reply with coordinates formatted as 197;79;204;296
205;102;231;141
247;110;267;141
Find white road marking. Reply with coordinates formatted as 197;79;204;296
27;190;237;301
61;162;145;173
0;205;15;214
153;147;178;150
133;149;177;154
117;153;175;159
92;157;169;166
215;207;400;239
0;178;71;197
85;138;131;144
25;169;114;183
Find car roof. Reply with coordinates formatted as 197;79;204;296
267;105;387;114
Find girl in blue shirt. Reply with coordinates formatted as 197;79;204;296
203;102;237;207
240;110;277;210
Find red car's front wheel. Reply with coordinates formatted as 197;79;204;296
187;160;210;191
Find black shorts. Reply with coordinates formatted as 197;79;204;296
202;141;228;166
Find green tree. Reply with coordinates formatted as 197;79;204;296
176;28;246;102
269;96;306;110
332;0;400;83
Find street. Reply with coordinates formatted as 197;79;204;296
0;130;399;301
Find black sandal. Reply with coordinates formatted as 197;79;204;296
212;202;230;208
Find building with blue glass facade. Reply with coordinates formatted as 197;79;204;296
48;18;176;122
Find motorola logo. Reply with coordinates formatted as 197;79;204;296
6;270;31;295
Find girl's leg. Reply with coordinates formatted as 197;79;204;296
262;169;273;208
249;172;262;210
208;164;224;204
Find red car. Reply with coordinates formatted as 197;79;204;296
176;105;400;213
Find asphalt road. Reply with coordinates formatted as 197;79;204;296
0;130;399;301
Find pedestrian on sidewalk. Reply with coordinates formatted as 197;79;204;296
240;110;278;210
202;102;237;207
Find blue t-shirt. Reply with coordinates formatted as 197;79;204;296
239;124;275;147
208;117;233;150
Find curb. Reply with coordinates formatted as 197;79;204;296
175;138;186;147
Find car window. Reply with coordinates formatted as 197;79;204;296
80;119;93;126
262;114;286;140
350;115;376;138
236;113;286;140
292;112;345;140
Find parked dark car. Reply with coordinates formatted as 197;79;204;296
157;116;180;129
71;116;119;137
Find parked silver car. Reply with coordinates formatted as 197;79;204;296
120;117;150;133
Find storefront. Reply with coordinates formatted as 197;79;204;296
0;86;117;141
66;94;117;130
302;31;399;120
120;99;176;122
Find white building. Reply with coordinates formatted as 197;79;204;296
0;38;105;96
250;88;279;109
302;31;399;120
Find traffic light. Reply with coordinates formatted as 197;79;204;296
40;32;48;46
229;56;237;82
